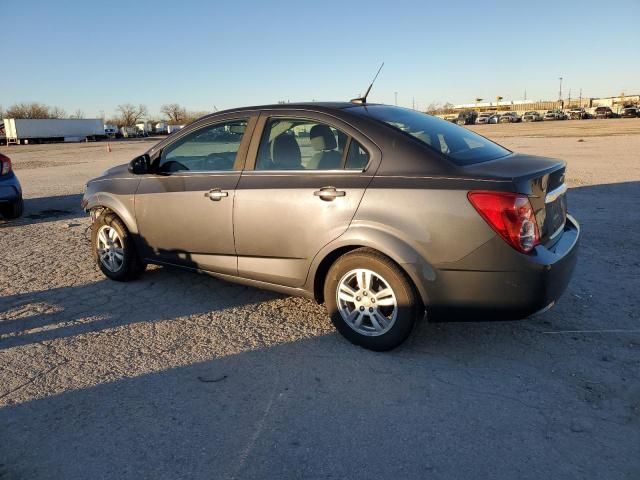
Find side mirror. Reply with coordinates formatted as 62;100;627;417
129;154;150;175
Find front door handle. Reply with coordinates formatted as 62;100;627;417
204;188;229;201
314;186;346;201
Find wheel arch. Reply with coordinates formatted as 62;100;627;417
85;192;138;235
308;227;435;306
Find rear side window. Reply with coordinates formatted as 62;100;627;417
345;140;369;170
255;118;349;170
351;105;510;166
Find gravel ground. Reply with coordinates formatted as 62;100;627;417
1;120;639;479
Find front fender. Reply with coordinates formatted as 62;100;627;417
305;224;437;305
83;190;139;235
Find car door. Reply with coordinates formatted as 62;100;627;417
135;116;256;275
233;110;381;287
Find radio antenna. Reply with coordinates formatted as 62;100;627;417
350;62;384;104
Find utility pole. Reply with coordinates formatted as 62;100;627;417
524;89;527;101
579;88;582;107
558;77;563;101
412;96;415;110
394;91;398;106
475;98;483;111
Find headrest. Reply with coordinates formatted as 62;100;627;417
310;124;337;151
272;134;301;167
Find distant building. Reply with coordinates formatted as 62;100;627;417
448;94;638;115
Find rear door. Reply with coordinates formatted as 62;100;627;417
233;110;381;287
135;115;256;274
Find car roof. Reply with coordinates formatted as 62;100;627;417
200;102;362;118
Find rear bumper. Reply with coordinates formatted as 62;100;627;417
0;173;22;203
427;215;580;319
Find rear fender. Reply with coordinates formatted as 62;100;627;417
306;224;436;305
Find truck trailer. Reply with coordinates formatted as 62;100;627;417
2;119;105;145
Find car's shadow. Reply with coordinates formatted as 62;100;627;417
0;193;83;227
0;181;639;479
0;266;284;350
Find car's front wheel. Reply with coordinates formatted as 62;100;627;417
324;248;421;351
92;212;146;281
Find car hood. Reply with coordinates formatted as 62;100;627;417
86;163;133;187
102;163;130;177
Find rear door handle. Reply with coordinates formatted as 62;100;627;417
314;186;346;201
204;188;229;201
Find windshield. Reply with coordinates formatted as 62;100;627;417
350;105;510;166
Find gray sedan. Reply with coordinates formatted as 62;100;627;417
83;102;579;350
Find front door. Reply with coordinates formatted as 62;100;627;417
233;113;379;287
135;117;254;274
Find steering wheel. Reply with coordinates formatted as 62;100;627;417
204;154;231;170
160;160;188;172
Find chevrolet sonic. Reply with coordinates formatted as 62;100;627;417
82;103;579;350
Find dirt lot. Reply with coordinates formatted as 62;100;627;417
1;119;639;479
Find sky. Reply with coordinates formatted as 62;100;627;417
2;0;639;118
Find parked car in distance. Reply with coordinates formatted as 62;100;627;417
455;110;478;126
594;106;617;119
568;108;590;120
543;110;567;120
488;113;502;124
499;112;521;123
0;153;23;219
83;102;580;351
522;111;543;122
104;126;118;137
621;107;639;118
475;112;492;124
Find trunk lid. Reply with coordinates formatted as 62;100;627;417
463;153;567;245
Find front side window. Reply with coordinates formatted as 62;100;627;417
159;119;248;172
350;105;511;166
255;118;349;170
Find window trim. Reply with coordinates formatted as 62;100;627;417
244;113;373;173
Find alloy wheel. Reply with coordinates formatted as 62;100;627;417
336;268;398;336
96;225;125;272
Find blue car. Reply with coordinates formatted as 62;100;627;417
0;153;23;219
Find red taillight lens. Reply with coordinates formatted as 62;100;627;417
468;191;540;253
0;154;11;175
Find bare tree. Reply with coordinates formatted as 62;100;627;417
4;102;67;119
183;110;210;124
69;109;85;119
49;106;67;119
160;103;187;124
426;102;441;114
6;102;49;118
0;105;4;120
116;104;148;126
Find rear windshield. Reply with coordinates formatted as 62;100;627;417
350;105;510;166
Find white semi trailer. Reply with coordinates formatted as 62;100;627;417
167;124;185;134
3;119;105;144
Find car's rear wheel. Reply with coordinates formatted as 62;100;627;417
324;248;420;351
92;212;146;281
0;196;23;219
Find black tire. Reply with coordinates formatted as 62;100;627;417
0;197;23;219
324;248;421;351
92;212;146;281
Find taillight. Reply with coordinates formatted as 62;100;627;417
0;154;12;175
468;191;540;253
